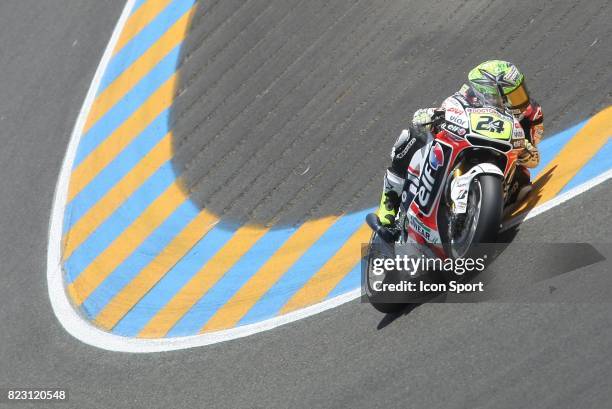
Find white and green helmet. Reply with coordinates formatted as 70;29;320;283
468;60;530;114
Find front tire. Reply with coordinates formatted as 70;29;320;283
449;174;503;259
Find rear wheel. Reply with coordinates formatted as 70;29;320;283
364;232;405;314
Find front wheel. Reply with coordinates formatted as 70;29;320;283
448;174;503;259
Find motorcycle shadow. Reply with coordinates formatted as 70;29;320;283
376;227;521;331
376;303;421;330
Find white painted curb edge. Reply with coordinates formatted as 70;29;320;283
45;0;365;353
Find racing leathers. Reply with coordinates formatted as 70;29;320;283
376;85;544;226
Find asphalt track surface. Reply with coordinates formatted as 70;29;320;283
171;0;611;224
0;0;611;408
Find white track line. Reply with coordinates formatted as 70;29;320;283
46;0;612;352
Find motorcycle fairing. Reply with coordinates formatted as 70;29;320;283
401;98;522;257
405;134;470;254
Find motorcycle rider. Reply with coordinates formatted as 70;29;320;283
376;60;544;228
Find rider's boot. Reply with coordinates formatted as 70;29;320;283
375;170;404;241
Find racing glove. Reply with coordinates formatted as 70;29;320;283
412;108;436;129
518;140;540;168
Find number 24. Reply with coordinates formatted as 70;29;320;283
475;115;505;133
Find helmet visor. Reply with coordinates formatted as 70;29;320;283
505;82;530;112
472;87;504;109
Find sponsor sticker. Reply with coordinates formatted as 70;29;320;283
446;106;464;115
416;142;452;216
444;97;469;126
429;143;445;170
466;107;499;114
448;114;468;127
408;214;441;244
442;121;467;137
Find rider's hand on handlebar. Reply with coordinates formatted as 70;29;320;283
412;108;445;128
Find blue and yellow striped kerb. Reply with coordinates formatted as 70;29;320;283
61;0;612;339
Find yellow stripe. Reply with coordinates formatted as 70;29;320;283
280;224;371;314
67;73;176;203
67;181;188;305
138;225;270;338
84;7;195;133
513;106;612;216
95;210;219;330
113;0;175;56
201;216;339;332
62;133;173;260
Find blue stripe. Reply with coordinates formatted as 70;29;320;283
74;46;180;168
326;262;361;299
560;138;612;193
64;110;170;232
238;210;371;326
81;199;200;319
98;0;195;93
530;121;586;177
64;162;178;283
111;222;239;336
164;227;297;337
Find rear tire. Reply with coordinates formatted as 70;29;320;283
364;232;405;314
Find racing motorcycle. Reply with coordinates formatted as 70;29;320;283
365;98;525;312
